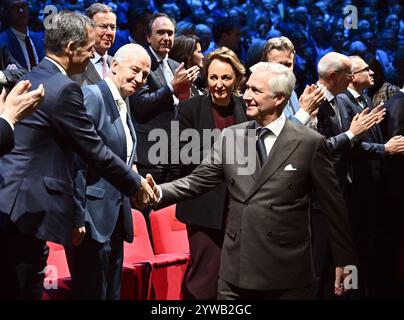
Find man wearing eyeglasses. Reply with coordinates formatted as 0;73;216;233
72;3;116;86
336;56;404;298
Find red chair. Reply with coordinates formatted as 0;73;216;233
42;242;71;300
122;209;190;300
150;204;189;255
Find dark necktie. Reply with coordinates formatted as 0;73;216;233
25;35;36;70
357;95;368;109
256;127;270;166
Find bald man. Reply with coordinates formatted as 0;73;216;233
66;44;151;300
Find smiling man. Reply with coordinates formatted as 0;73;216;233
72;3;117;86
66;44;151;300
149;62;358;300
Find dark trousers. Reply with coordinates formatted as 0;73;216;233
183;225;224;300
0;216;49;300
217;278;311;300
65;212;125;300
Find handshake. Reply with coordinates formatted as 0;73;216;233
131;174;160;209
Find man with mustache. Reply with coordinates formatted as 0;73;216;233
72;3;117;86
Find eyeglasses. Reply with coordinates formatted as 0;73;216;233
353;66;371;74
96;24;116;31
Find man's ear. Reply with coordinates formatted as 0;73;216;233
110;59;118;75
66;41;77;57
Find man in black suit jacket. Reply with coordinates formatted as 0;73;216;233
0;12;154;300
0;45;26;91
0;80;43;157
377;87;404;298
66;44;151;300
150;62;357;299
71;3;116;86
338;56;404;297
129;12;199;237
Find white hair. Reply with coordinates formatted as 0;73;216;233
250;62;296;98
113;43;149;64
317;52;350;79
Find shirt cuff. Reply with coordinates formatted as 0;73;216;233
0;71;6;84
294;108;311;125
0;115;14;131
344;130;355;141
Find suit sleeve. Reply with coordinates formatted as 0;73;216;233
130;84;174;123
1;46;27;86
0;117;14;157
51;82;142;196
311;136;357;267
158;130;225;208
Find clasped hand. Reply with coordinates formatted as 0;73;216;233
131;174;159;209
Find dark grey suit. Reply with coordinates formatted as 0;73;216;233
159;119;357;295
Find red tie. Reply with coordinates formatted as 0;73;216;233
25;35;36;70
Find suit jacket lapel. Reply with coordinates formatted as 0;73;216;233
84;62;102;85
246;120;301;199
233;95;248;124
98;80;127;161
125;97;137;165
147;47;167;87
7;29;27;69
234;121;257;186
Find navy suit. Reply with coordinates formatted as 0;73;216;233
66;80;138;299
0;118;13;157
0;29;45;70
0;59;141;299
0;45;27;90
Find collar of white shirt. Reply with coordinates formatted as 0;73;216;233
347;87;361;99
45;57;67;75
104;76;125;102
91;51;108;66
10;27;29;41
149;45;168;64
258;112;286;138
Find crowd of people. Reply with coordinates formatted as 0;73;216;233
0;0;403;300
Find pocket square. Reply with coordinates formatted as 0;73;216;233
284;164;297;171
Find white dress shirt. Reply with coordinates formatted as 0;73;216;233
259;113;286;156
104;77;133;163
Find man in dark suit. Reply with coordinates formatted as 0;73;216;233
0;0;45;71
0;11;154;300
66;44;151;300
377;87;404;298
130;12;199;236
149;62;357;299
0;45;26;91
71;3;116;86
0;80;43;156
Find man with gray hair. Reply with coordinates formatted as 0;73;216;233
147;62;357;299
0;12;154;300
66;44;151;300
72;3;117;85
262;36;325;128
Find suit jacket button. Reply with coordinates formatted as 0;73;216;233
288;183;294;189
267;231;272;237
243;201;248;207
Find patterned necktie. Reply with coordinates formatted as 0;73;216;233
256;127;270;166
357;96;368;109
100;56;109;79
116;99;133;164
25;35;36;70
330;98;342;129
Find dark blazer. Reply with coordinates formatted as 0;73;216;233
0;117;13;157
78;80;137;243
382;91;404;212
0;45;26;89
0;29;45;70
159;119;357;290
317;98;353;191
176;94;247;229
337;90;385;202
71;56;113;86
0;59;141;246
130;46;180;168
